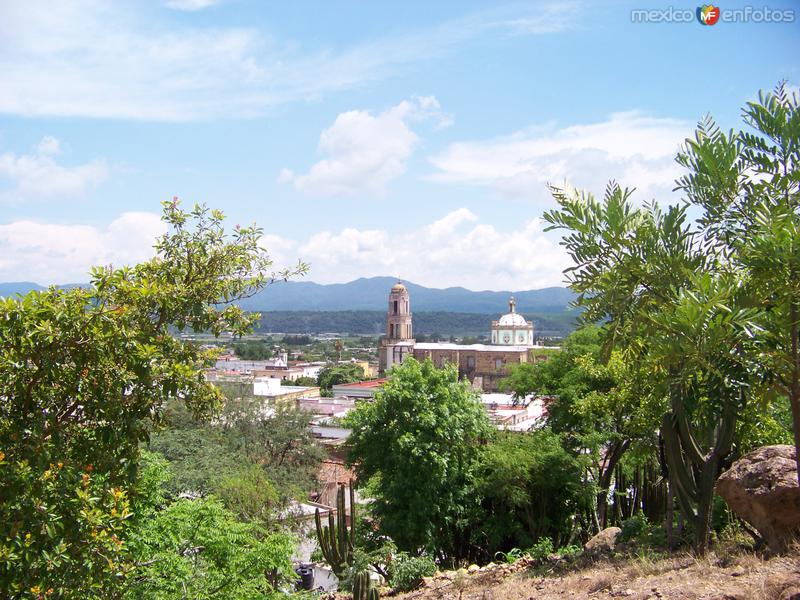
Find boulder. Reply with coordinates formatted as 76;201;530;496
584;526;621;556
716;444;800;553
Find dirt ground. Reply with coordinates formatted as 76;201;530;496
387;550;800;600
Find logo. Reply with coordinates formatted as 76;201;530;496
697;4;721;25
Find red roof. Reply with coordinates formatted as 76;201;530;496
335;378;387;389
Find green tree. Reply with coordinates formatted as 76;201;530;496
674;84;800;483
345;357;492;564
0;201;305;595
540;85;799;553
502;327;658;531
472;429;591;559
317;363;366;395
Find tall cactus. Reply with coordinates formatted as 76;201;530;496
661;387;737;554
352;570;380;600
314;481;356;578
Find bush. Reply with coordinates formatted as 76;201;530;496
389;553;437;592
620;513;650;543
528;537;554;561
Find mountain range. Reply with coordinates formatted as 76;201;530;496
0;277;576;314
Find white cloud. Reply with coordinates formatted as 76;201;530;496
428;112;691;204
0;2;575;121
289;208;570;290
0;136;108;200
0;208;570;289
281;97;449;197
0;212;167;284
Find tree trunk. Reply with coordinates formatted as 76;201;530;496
596;439;631;529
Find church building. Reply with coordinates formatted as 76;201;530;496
378;282;536;392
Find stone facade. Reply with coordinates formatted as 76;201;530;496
377;283;533;392
378;282;415;373
412;343;529;392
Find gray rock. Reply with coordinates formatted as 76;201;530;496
584;526;622;556
716;444;800;553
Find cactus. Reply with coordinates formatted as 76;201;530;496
661;387;737;554
314;481;356;579
352;570;380;600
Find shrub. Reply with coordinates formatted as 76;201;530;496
528;537;554;561
389;553;436;591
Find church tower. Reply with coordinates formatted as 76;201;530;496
379;282;415;374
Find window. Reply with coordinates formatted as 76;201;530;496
393;300;398;314
495;358;503;370
467;356;475;369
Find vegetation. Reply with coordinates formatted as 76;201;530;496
317;362;367;395
541;82;798;553
346;357;492;564
0;201;307;596
254;310;577;337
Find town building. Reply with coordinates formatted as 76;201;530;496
378;282;541;392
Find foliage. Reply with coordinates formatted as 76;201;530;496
0;201;305;594
346;357;492;564
232;339;275;360
220;398;325;499
125;495;295;599
541;83;800;553
252;310;577;338
317;363;366;395
528;537;554;561
471;429;591;559
388;553;436;592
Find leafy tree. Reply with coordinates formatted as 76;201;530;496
284;376;318;387
472;429;591;559
220;398;326;499
126;494;295;599
317;363;366;395
232;340;275;360
502;327;658;531
674;84;800;483
0;201;305;595
541;84;799;553
345;357;492;564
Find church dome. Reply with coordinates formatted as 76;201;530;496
391;282;407;293
499;312;528;326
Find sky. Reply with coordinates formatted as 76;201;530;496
0;0;798;291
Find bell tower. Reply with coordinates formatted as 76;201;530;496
379;282;415;374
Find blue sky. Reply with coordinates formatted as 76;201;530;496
1;0;798;290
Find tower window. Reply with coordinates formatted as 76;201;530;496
394;300;398;314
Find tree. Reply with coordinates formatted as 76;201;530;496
540;84;799;553
317;363;366;395
502;327;659;532
345;358;492;564
0;201;305;595
124;457;295;600
674;84;800;483
471;429;591;560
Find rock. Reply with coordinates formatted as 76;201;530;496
467;564;480;573
584;526;622;556
715;444;800;553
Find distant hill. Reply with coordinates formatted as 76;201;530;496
0;282;45;297
0;276;576;314
238;276;576;313
254;310;577;337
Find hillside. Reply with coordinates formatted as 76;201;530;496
254;310;577;337
385;550;800;600
0;277;576;314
